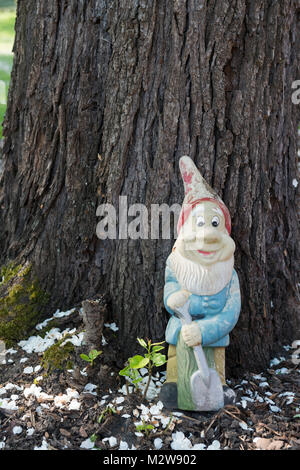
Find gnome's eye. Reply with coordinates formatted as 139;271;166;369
196;216;205;227
211;216;220;227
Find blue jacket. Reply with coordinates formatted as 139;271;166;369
164;258;241;347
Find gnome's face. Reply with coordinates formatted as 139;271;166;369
176;200;235;267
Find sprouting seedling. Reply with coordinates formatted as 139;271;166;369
98;406;117;424
80;349;102;367
137;338;167;400
119;364;143;394
136;418;155;437
90;433;98;443
119;338;166;400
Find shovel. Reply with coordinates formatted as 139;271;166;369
174;300;224;411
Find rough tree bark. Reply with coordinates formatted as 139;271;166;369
0;0;299;375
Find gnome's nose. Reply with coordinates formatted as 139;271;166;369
197;228;221;245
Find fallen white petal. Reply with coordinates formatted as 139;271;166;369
259;382;269;388
193;443;206;450
275;368;289;375
270;405;281;413
239;422;248;431
150;405;161;415
171;431;193;451
104;322;119;332
34;438;49;451
154;438;163;450
0;399;18;410
68;399;81;410
102;436;117;447
207;440;221;450
6;349;17;355
115;396;125;404
119;441;129;450
12;426;22;435
83;383;98;395
80;438;95;450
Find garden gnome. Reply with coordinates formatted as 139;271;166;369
160;156;241;411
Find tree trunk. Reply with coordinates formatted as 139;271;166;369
0;0;299;375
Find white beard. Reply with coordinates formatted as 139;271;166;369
169;250;234;296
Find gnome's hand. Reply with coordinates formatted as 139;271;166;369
182;322;202;347
167;289;191;311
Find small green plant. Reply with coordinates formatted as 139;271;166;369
119;338;166;400
80;349;102;367
90;433;98;443
136;418;155;437
98;405;117;424
119;363;143;393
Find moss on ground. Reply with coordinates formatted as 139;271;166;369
0;263;49;347
41;335;74;374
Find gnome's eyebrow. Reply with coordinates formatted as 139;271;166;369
192;206;205;215
192;205;223;216
212;207;223;215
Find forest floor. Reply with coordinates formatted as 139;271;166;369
0;306;299;451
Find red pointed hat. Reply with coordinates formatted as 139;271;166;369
177;156;231;235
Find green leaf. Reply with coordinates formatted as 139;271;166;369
151;345;164;353
293;414;300;419
146;424;154;430
129;355;149;369
152;353;167;367
151;341;165;346
132;377;143;385
131;368;139;378
90;349;102;360
80;354;91;362
137;338;147;349
119;366;131;377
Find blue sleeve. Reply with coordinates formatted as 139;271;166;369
163;259;181;315
163;258;182;345
196;270;241;347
